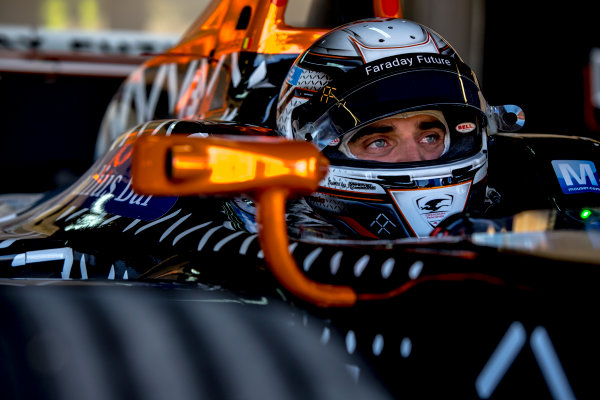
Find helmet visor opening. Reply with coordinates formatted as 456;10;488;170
300;69;484;153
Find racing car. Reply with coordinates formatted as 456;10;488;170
2;1;600;399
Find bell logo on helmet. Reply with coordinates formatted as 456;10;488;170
456;122;476;133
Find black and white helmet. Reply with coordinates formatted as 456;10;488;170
276;18;490;238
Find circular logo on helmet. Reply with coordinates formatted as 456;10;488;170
456;122;476;133
328;138;340;146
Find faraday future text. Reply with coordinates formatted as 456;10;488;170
365;55;451;76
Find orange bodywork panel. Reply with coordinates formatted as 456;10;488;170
125;0;403;128
128;1;406;307
147;0;403;65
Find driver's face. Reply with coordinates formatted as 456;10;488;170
347;114;446;162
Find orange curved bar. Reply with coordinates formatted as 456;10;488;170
132;134;357;307
257;188;357;307
132;135;330;196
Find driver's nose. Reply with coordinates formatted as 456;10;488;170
394;136;426;163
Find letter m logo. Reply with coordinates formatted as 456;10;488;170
551;160;600;194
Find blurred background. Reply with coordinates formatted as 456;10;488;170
0;0;599;193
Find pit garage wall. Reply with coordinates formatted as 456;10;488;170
1;0;599;194
0;29;178;194
481;1;600;137
0;69;124;193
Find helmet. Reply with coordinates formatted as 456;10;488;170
276;18;489;239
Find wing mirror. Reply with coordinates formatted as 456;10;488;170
131;134;358;307
488;104;525;133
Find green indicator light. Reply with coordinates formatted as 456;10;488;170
581;209;592;219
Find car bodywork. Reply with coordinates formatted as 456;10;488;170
1;1;600;399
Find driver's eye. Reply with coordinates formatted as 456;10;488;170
370;139;387;148
421;134;440;144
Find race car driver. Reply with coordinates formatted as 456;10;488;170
226;18;512;240
273;17;492;239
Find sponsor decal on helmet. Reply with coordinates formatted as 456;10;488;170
364;54;453;76
328;137;340;146
286;65;303;85
307;192;346;213
320;86;337;103
370;213;397;235
415;194;454;227
321;175;384;193
389;182;471;237
456;122;476;133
